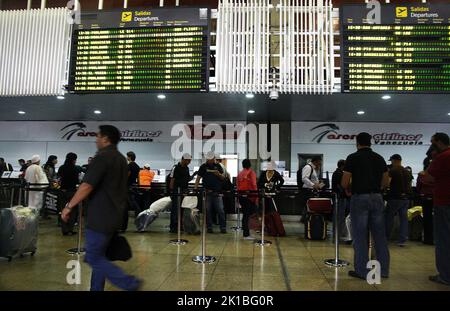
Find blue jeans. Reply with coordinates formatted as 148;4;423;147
385;199;410;244
350;194;390;277
206;193;226;231
85;229;139;291
434;205;450;283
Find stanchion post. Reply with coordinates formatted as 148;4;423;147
231;191;241;231
170;187;189;245
67;202;86;255
192;190;216;263
255;190;272;246
324;193;349;267
10;187;14;208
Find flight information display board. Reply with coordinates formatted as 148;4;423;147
341;4;450;93
69;7;210;93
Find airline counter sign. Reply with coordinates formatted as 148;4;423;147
310;123;424;146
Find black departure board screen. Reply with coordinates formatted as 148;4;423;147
69;7;210;93
341;4;450;93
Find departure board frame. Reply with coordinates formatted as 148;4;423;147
341;4;450;94
68;7;211;94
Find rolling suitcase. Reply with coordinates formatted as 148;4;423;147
0;206;38;261
305;213;327;240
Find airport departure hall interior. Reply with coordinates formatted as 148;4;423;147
1;0;450;301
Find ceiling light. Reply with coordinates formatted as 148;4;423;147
57;95;65;100
248;110;255;114
245;93;255;99
94;110;102;115
18;111;26;115
448;112;450;116
382;95;391;100
357;110;365;115
157;94;166;99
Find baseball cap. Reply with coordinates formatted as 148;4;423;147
144;163;150;169
182;153;192;160
205;151;215;160
31;155;40;164
389;154;402;161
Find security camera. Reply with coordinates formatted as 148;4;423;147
269;90;279;101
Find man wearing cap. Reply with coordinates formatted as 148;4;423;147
195;151;227;233
385;154;413;247
168;153;195;233
24;155;49;211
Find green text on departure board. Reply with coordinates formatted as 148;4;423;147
341;4;450;93
69;8;210;93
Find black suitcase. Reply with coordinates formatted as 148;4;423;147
305;213;327;240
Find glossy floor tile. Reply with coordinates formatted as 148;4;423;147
0;215;449;292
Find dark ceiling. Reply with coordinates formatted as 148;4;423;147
1;0;449;123
2;0;448;10
1;93;449;123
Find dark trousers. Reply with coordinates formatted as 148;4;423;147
206;194;226;231
434;205;450;283
350;193;390;278
61;190;78;235
85;229;139;291
239;197;256;237
300;188;315;221
128;191;141;218
422;197;434;244
385;199;410;243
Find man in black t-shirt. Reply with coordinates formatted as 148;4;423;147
341;132;390;280
168;153;195;233
126;151;141;219
61;125;141;291
385;154;413;247
126;152;140;186
195;151;226;233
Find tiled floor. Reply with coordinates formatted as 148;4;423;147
1;214;449;291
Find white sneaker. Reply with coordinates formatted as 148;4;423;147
243;236;256;240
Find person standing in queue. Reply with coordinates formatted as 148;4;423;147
195;151;227;234
258;160;285;213
125;151;140;231
61;125;141;291
332;159;350;240
384;154;413;247
57;153;80;236
138;164;155;216
168;153;194;233
298;156;323;222
341;132;390;280
18;159;27;172
237;159;258;240
43;155;58;184
82;157;93;173
424;133;450;286
416;155;435;245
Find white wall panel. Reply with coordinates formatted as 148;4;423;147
0;8;71;96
